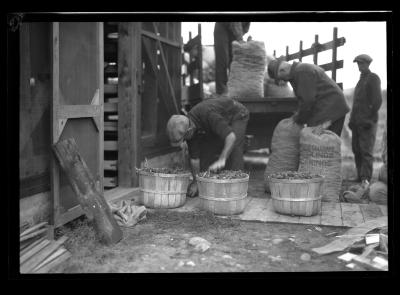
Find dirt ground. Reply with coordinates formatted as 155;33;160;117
51;166;368;274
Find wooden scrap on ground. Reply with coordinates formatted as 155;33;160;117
311;216;387;255
20;236;70;274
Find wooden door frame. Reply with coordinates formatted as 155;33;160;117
50;22;104;233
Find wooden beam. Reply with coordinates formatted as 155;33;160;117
50;22;61;235
57;105;102;119
286;37;345;61
153;22;179;114
52;138;123;245
313;34;319;65
141;29;181;48
331;27;338;81
104;102;118;112
118;22;141;187
319;60;344;72
55;205;86;228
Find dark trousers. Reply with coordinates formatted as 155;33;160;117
199;112;249;171
351;123;378;182
214;23;233;95
328;116;346;137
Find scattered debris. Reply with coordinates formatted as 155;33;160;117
338;252;357;262
365;234;380;245
325;232;338;237
201;257;206;261
108;200;147;228
268;255;282;262
288;238;295;242
379;227;388;253
307;229;312;232
222;255;233;259
189;237;211;253
272;238;284;245
312;217;387;255
300;253;311;262
186;261;196;267
160;266;165;270
20;223;71;274
314;226;322;232
178;261;185;267
259;250;269;255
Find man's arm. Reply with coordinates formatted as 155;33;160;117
209;132;236;172
187;158;200;198
368;74;382;113
229;22;245;41
293;72;317;125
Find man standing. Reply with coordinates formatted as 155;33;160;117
349;54;382;188
267;56;350;136
214;22;251;96
166;97;249;197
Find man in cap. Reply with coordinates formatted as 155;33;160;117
214;22;251;96
267;56;350;136
348;54;382;188
167;97;249;197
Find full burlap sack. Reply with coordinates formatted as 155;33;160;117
378;163;388;184
298;127;342;202
368;181;387;205
264;117;303;192
227;40;266;99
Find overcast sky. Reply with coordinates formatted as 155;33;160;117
182;22;388;90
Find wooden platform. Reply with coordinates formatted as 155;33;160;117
107;189;388;228
170;196;388;228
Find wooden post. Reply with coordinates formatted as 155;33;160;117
313;34;319;65
299;41;303;62
286;46;289;61
332;27;338;82
118;22;141;187
52;138;123;245
197;23;203;99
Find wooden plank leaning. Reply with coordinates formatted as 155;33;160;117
52;138;123;245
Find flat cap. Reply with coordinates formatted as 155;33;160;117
353;54;373;63
267;55;285;80
166;115;188;147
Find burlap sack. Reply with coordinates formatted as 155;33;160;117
264;117;303;192
227;40;266;99
298;127;342;202
368;181;387;205
378;163;387;184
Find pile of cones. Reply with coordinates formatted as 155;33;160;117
20;221;71;273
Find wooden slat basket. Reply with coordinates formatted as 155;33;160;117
197;174;249;215
269;176;324;217
138;170;191;209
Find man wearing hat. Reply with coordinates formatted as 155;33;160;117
167;97;249;197
214;22;251;96
348;54;382;188
267;56;350;136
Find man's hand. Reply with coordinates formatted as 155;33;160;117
209;158;226;172
187;180;198;198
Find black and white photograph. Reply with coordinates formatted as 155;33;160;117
8;11;395;276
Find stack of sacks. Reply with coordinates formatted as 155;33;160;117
264;117;303;192
227;40;266;99
264;54;294;98
298;127;342;202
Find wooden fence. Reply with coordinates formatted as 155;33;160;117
273;27;345;89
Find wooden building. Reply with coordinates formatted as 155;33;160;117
19;22;185;232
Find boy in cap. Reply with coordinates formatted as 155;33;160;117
167;97;249;197
349;54;382;188
267;56;350;136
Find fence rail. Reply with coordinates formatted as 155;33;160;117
273;27;345;89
